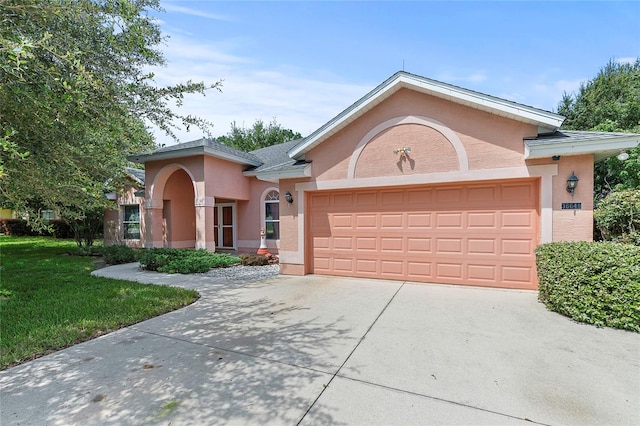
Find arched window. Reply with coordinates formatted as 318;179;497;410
264;190;280;240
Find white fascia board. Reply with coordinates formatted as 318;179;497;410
288;72;563;159
202;147;262;166
128;147;261;167
398;76;564;130
524;135;640;159
248;164;313;183
287;89;392;159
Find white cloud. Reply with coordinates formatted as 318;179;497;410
553;79;584;94
161;2;234;22
147;34;373;146
616;57;637;65
436;71;487;84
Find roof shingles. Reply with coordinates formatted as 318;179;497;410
525;130;640;146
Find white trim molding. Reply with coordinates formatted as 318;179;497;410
194;196;215;207
525;134;640;161
526;164;558;244
148;163;200;203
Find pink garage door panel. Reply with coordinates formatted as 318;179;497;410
307;179;539;289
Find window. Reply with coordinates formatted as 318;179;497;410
264;190;280;240
123;205;140;240
41;210;54;222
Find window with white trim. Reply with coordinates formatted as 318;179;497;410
264;190;280;240
122;205;140;240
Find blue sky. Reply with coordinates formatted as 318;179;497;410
149;1;640;145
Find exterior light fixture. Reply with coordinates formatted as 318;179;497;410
617;151;630;161
566;172;579;196
284;191;294;204
393;147;411;156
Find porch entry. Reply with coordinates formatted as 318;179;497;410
214;203;235;249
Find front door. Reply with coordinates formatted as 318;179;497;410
214;204;235;249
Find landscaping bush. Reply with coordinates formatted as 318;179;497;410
535;241;640;332
50;220;73;239
1;219;41;236
137;248;240;274
1;218;74;239
70;245;103;257
239;253;270;266
102;245;136;265
594;189;640;246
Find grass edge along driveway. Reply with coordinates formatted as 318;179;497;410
0;236;199;370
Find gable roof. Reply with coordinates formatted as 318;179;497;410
525;130;640;162
128;138;262;166
244;139;312;182
125;167;145;185
288;71;566;159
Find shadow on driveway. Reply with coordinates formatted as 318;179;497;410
1;264;638;425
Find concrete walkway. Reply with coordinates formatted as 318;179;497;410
1;264;638;425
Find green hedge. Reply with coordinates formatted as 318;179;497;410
0;219;72;238
535;242;640;332
136;248;240;274
102;245;137;264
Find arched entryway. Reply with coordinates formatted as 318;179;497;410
162;169;196;248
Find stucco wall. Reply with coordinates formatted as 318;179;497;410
305;89;538;182
236;179;282;253
163;168;196;248
355;124;459;177
145;156;204;201
528;155;594;242
203;156;251;200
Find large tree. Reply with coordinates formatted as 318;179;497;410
0;0;219;244
557;59;640;196
217;118;302;152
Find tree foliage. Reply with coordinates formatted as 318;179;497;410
557;59;640;195
594;189;640;245
0;0;220;245
217;118;302;152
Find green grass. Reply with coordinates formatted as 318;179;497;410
0;236;200;369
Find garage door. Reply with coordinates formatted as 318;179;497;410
308;179;539;289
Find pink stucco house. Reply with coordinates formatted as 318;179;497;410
104;71;639;290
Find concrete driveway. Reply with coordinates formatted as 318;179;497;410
1;264;638;425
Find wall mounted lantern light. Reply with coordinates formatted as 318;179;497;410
284;191;294;204
566;172;579;196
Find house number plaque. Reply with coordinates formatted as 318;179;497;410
561;202;582;210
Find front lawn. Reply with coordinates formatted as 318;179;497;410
0;236;199;369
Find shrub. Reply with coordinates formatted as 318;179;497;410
71;245;103;257
1;218;74;239
1;219;40;236
535;241;640;332
102;245;136;265
239;253;269;266
50;220;73;239
137;248;240;274
594;189;640;245
136;248;175;271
